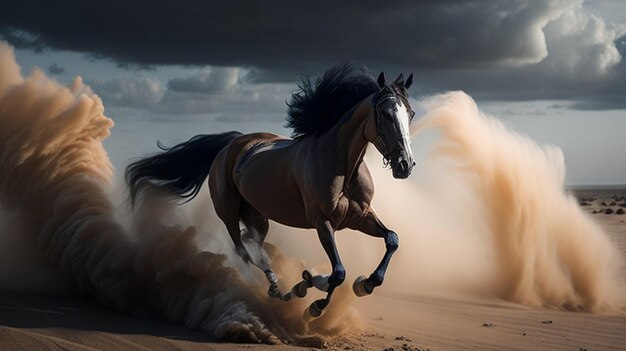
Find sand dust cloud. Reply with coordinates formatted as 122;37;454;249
0;43;354;345
268;95;625;313
0;39;623;347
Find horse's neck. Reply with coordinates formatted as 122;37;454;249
325;97;375;182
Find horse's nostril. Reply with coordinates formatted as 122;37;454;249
399;159;408;173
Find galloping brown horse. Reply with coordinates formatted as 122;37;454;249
126;64;415;318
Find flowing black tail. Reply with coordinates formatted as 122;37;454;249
126;131;243;206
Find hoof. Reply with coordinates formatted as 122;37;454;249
292;280;308;298
353;275;372;297
268;284;283;299
303;300;324;321
302;270;314;287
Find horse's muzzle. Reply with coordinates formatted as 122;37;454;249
392;155;415;179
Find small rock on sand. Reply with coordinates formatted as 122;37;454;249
363;332;385;339
605;208;614;214
482;322;495;327
542;320;553;324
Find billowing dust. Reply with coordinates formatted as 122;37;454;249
0;43;355;345
0;42;623;346
273;92;624;312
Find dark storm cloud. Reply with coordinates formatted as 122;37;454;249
0;0;568;74
3;0;624;109
48;63;65;75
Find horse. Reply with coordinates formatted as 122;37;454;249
126;64;416;318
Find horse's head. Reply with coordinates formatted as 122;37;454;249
369;72;415;179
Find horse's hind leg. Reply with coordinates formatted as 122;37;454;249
240;204;310;301
221;216;252;263
211;181;252;262
239;214;271;270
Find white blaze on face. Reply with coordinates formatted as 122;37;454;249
395;100;411;140
395;99;413;160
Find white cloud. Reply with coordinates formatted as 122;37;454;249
89;76;165;108
476;0;572;66
541;3;622;80
167;67;240;93
84;65;290;118
151;81;288;116
140;66;290;116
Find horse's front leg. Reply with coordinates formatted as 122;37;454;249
306;217;346;318
350;210;399;296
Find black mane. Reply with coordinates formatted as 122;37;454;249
286;63;380;137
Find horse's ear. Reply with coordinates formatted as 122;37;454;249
394;73;404;85
405;73;413;89
377;72;386;88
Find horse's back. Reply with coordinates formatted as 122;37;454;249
210;132;311;228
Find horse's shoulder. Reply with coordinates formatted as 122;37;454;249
345;161;375;201
352;160;374;185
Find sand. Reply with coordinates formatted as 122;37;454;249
1;42;624;351
1;196;625;351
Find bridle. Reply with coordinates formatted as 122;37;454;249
373;89;414;168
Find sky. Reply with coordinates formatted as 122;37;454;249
1;0;625;185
